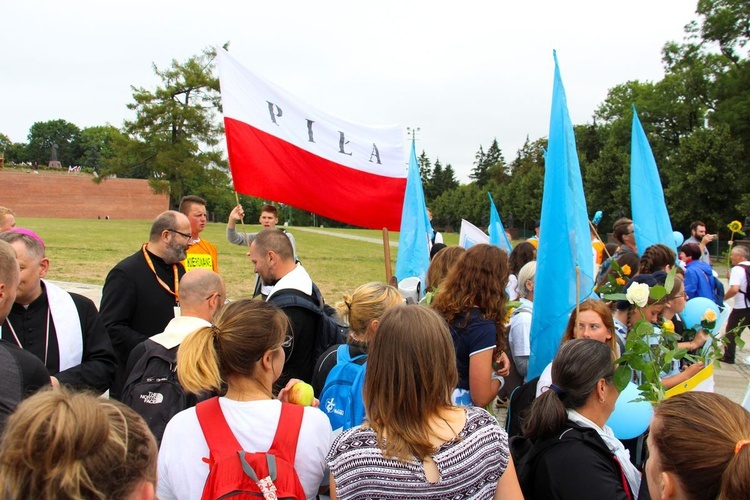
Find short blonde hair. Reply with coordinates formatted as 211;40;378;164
0;388;157;499
334;282;402;341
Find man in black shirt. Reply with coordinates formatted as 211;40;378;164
100;210;191;399
0;229;115;393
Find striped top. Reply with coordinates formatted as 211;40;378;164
327;407;508;499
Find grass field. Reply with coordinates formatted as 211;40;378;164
16;218;459;301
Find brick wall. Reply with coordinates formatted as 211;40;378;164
0;169;169;220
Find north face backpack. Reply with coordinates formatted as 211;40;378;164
268;285;348;361
319;344;367;431
122;339;206;445
196;397;306;500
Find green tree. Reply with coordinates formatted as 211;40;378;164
418;150;432;187
100;46;228;208
665;124;747;233
75;125;125;171
470;144;491;186
26;119;81;167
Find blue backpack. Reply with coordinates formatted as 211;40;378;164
319;345;367;431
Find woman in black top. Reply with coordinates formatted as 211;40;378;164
511;339;642;499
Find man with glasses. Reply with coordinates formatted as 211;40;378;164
100;210;191;399
122;268;225;441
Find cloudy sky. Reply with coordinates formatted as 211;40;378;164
2;1;699;182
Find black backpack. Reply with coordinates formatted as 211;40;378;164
268;285;348;361
122;339;208;445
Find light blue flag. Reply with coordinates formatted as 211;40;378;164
631;105;675;256
488;193;512;253
395;140;432;288
528;52;596;380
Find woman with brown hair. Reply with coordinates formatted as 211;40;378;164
421;245;466;305
0;388;157;499
536;298;618;397
512;338;640;499
327;305;523;499
597;218;640;288
157;299;332;500
431;244;511;407
638;244;677;275
646;392;750;500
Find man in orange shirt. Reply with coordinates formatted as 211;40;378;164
179;196;218;273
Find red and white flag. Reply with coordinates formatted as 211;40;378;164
217;49;407;230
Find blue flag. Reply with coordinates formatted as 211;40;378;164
395;140;432;288
488;193;512;253
630;106;675;255
528;52;596;379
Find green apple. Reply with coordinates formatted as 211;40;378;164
288;381;314;406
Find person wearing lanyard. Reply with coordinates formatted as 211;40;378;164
100;210;191;400
0;229;116;394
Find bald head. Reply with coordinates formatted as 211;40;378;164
178;269;225;320
150;211;189;242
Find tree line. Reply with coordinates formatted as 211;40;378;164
2;1;749;235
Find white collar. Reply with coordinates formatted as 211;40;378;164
266;264;313;300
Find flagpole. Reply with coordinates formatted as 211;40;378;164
383;228;393;283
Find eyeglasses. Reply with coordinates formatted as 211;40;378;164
205;292;225;303
167;228;192;241
281;334;293;349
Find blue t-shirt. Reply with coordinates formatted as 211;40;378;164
450;308;497;392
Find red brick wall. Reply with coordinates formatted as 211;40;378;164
0;169;169;220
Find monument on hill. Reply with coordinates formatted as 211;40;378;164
48;143;61;168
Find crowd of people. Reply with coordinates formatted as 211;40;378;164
0;202;748;499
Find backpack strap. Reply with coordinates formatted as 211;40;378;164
196;397;243;460
268;289;324;317
268;402;304;464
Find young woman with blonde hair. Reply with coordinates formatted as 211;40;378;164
157;299;332;499
431;244;511;407
312;283;401;392
327;305;523;499
646;392;750;499
0;388;157;500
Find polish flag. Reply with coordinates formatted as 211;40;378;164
217;49;407;230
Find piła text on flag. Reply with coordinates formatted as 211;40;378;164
216;48;407;230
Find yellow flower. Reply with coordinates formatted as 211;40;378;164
662;319;675;333
702;309;718;323
505;308;515;325
621;264;632;276
616;277;626;286
729;220;742;233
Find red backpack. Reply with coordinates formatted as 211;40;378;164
195;397;307;500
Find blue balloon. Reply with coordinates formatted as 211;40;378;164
673;230;684;248
681;297;721;334
607;382;653;440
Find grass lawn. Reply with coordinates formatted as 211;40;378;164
16;217;459;302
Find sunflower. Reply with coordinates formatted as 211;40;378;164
728;220;743;233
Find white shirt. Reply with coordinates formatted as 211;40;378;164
509;298;533;358
730;260;750;310
267;264;314;300
507;274;519;301
157;398;332;500
150;316;211;349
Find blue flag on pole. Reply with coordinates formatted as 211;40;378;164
488;193;512;253
395;140;432;288
528;52;596;380
631;105;675;255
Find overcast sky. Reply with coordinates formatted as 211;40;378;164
2;1;699;182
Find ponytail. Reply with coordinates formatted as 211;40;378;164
523;339;614;440
177;325;221;394
523;388;568;440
